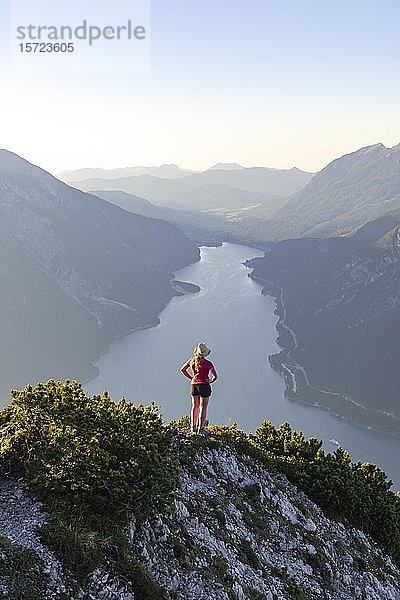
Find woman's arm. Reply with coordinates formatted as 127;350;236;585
209;367;218;383
180;360;193;380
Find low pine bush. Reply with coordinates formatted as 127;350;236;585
249;420;400;565
0;380;179;519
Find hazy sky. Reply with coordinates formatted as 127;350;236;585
1;0;400;174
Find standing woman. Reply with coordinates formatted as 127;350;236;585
180;342;218;434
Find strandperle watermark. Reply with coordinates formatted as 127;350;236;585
10;0;151;74
16;20;147;47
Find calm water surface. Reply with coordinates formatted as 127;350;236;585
87;243;400;489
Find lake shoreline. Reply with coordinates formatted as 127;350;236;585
86;239;400;438
83;282;202;390
248;272;400;438
84;240;264;392
81;250;207;390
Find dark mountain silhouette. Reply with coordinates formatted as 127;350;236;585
0;150;199;400
249;209;400;432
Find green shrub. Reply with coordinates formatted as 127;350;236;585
164;417;400;568
0;380;178;520
169;413;191;429
2;379;400;584
250;421;323;463
249;420;400;566
0;380;179;584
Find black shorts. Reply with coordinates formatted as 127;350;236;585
190;383;212;398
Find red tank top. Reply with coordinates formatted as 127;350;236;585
186;358;214;384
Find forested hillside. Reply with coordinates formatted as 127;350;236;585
249;210;400;432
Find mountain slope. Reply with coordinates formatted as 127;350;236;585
90;189;231;243
0;150;199;398
248;210;400;432
261;143;400;240
206;162;245;170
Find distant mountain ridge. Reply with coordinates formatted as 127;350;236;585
59;162;305;180
256;143;400;241
0;150;199;399
59;144;400;245
58;164;196;182
67;165;314;216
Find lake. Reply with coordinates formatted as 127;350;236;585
87;243;400;489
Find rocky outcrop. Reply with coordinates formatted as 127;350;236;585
130;444;400;599
1;440;399;599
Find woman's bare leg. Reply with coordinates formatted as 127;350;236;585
191;396;200;431
198;397;209;431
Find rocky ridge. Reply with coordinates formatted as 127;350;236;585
1;438;399;599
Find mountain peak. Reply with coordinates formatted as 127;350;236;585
316;143;388;175
345;142;387;160
262;141;400;242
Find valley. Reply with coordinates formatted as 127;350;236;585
2;145;400;470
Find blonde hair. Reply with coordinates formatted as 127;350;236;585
191;355;203;374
